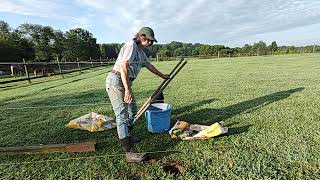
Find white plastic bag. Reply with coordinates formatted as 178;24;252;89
65;112;116;132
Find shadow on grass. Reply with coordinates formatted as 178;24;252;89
0;88;156;145
0;67;109;91
0;73;78;90
27;88;111;107
0;87;304;163
22;88;156;108
143;87;304;159
175;87;304;125
173;98;219;115
0;71;108;105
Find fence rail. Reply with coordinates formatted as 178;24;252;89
150;52;319;62
0;59;115;84
1;52;318;84
0;61;113;65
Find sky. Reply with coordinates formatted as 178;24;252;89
1;0;320;47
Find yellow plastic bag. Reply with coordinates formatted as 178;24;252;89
192;122;228;140
169;120;228;140
66;112;116;132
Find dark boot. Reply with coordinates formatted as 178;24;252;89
128;126;141;144
152;91;165;103
119;137;145;162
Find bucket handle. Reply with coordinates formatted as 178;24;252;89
145;110;150;119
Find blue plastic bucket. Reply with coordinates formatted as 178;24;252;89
145;103;172;133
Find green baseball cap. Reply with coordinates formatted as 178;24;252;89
139;27;157;43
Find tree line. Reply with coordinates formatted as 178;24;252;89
0;20;319;62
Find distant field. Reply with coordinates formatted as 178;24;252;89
0;54;319;179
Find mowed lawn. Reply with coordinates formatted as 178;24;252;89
0;54;319;179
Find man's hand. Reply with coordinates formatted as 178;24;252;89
161;74;170;79
146;64;170;79
124;88;133;104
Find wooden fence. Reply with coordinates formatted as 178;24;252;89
0;59;115;84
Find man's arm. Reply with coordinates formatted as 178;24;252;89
145;63;170;79
119;61;132;103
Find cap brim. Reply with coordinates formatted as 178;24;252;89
146;35;157;43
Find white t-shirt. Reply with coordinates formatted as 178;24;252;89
113;40;150;78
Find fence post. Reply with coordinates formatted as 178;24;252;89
10;65;15;77
23;58;31;83
57;57;64;78
90;57;93;68
313;45;315;53
77;57;81;73
218;51;220;59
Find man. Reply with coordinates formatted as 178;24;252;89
106;27;169;162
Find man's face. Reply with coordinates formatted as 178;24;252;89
140;34;154;47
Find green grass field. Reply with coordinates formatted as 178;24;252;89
0;54;319;179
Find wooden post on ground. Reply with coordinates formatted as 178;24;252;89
77;57;81;73
57;57;64;78
23;58;31;83
100;57;103;66
218;51;220;59
0;141;96;154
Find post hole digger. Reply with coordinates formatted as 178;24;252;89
134;58;187;122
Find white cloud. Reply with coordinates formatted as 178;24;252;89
75;0;320;45
70;17;91;29
2;0;320;45
0;0;65;18
0;0;92;30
